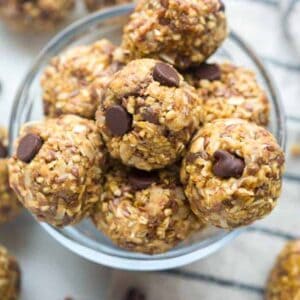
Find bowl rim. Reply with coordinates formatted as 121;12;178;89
9;4;286;271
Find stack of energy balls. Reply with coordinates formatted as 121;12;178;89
8;0;285;256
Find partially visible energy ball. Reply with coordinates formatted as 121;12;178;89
0;127;21;225
0;0;75;30
184;62;270;126
96;58;202;170
121;0;227;69
0;246;21;300
92;164;204;254
180;118;284;229
41;39;117;119
9;115;107;227
266;241;300;300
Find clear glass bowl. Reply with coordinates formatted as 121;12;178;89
9;4;286;271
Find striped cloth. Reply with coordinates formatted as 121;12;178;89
0;0;300;299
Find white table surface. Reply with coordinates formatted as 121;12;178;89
1;0;300;299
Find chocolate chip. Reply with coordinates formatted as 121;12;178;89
212;150;245;179
124;288;146;300
17;133;43;163
219;0;225;11
192;63;221;81
141;107;159;124
0;142;7;158
105;105;132;136
153;62;179;87
128;169;158;190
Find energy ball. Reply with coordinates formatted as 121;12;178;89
0;0;75;31
0;127;21;225
266;241;300;300
184;62;270;125
121;0;227;69
92;164;204;254
180;118;284;229
96;58;202;171
9;115;107;227
41;39;117;119
0;246;21;300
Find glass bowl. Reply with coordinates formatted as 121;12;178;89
9;4;286;271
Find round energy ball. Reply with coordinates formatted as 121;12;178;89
9;115;107;227
0;246;21;300
184;62;270;125
121;0;227;69
180;118;285;229
266;241;300;300
41;39;117;119
96;58;202;171
0;127;21;225
0;0;75;31
92;164;204;254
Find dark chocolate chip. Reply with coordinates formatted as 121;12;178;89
192;63;221;81
219;0;225;12
124;288;146;300
0;142;7;158
128;169;158;190
153;62;180;87
141;108;159;124
212;150;245;179
17;133;43;163
105;105;132;136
